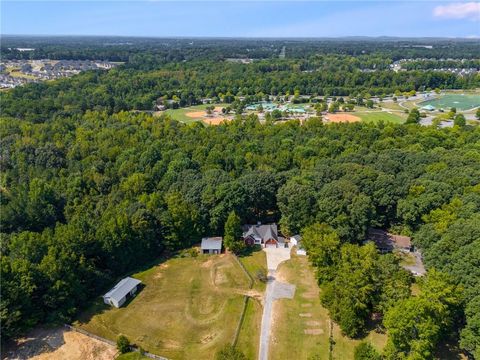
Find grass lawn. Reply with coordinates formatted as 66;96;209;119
116;352;150;360
355;111;405;124
6;68;37;80
270;254;386;360
75;253;254;360
380;102;406;111
238;247;268;292
164;103;226;123
236;298;262;359
269;254;330;360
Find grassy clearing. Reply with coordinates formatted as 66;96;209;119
236;298;262;359
332;323;387;360
269;254;330;359
238;247;268;292
164;103;225;123
270;254;387;360
380;102;406;111
6;68;36;80
397;251;417;267
355;111;405;124
75;253;252;360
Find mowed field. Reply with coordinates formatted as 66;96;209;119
163;103;406;126
75;253;261;360
269;254;386;360
164;104;229;124
355;111;405;123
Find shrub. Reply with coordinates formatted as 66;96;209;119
354;342;381;360
117;335;131;354
215;345;247;360
256;268;268;283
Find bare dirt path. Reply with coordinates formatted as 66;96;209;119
258;247;295;360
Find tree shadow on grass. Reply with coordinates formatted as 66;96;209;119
238;244;263;258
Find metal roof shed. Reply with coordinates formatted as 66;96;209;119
103;277;142;308
201;237;223;254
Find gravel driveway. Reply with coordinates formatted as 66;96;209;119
258;247;295;360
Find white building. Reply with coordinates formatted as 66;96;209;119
289;235;301;246
103;277;142;308
201;237;223;254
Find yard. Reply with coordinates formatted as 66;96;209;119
75;253;258;360
269;253;386;360
235;298;263;359
238;246;268;292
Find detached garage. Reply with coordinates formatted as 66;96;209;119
103;277;142;308
201;237;223;254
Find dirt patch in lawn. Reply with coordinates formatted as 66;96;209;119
304;329;324;335
302;290;318;299
201;259;214;268
185;111;207;118
202;117;230;125
299;313;312;317
200;332;216;344
306;320;322;326
326;113;361;123
5;327;117;360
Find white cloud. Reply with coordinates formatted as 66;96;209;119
433;2;480;20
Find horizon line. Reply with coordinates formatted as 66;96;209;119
2;34;478;40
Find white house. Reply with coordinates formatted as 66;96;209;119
290;235;301;246
201;237;223;254
103;277;142;308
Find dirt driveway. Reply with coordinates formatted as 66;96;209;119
263;246;291;271
259;247;295;360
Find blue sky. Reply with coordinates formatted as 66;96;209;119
2;1;479;37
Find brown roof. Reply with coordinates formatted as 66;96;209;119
390;234;411;249
367;229;411;251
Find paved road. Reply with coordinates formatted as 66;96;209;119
258;247;295;360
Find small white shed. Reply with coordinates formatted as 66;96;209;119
290;235;301;246
201;237;223;254
103;277;141;308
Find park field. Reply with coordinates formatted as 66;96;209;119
75;252;264;360
354;110;405;124
270;253;386;360
163;103;227;124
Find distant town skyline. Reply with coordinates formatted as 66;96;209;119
2;1;480;38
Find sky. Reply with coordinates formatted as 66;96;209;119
1;1;479;38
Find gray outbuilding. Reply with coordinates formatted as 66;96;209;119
201;237;223;254
103;277;142;308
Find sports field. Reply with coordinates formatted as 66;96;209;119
326;113;361;123
419;94;480;111
164;104;229;124
75;253;261;360
355;111;405;123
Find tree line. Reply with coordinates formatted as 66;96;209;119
2;57;479;123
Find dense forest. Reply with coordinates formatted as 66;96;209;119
1;38;479;359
